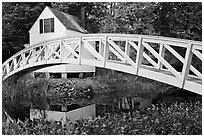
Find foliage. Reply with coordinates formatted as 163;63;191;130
2;2;46;62
2;2;201;62
99;2;157;34
2;76;49;120
2;100;202;135
153;2;202;41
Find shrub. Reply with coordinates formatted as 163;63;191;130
2;100;202;135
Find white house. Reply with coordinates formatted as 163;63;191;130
29;6;95;78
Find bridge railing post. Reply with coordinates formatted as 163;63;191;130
124;40;130;63
103;35;109;67
157;43;166;70
60;38;64;63
32;47;37;64
13;57;17;70
6;63;10;75
99;39;103;56
44;42;48;63
79;36;83;65
180;43;193;88
135;37;144;75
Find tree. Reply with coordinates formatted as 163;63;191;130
153;2;202;41
52;2;107;33
2;2;201;63
2;2;46;62
99;2;158;34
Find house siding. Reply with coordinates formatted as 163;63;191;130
29;7;66;46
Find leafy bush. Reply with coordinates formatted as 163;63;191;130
2;100;201;135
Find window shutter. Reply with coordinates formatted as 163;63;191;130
40;19;43;34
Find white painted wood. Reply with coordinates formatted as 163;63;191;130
13;58;17;70
81;59;104;68
66;44;79;59
2;34;202;95
157;43;166;69
138;66;181;88
106;61;136;75
192;44;202;50
180;43;193;88
29;7;66;45
143;42;180;79
124;40;130;63
143;53;158;68
79;36;83;65
109;46;125;62
101;39;125;62
83;40;103;60
192;48;202;60
129;41;157;67
21;52;26;66
47;44;61;59
24;50;32;65
135;37;144;74
189;66;202;79
108;36;139;42
143;37;189;48
63;42;79;59
183;80;202;95
108;39;136;67
103;35;109;67
6;63;10;74
99;39;104;56
164;44;202;78
35;46;46;62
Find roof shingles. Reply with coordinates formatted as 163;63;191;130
48;7;87;33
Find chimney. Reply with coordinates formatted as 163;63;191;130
80;6;86;29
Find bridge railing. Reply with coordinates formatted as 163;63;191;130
2;34;202;93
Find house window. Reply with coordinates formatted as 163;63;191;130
39;18;54;34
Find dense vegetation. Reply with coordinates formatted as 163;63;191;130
2;2;202;62
3;100;202;135
2;68;170;120
2;68;202;135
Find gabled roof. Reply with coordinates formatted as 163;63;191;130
47;7;88;33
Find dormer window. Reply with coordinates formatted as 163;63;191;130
40;18;54;34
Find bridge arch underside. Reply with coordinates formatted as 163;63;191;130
4;59;202;95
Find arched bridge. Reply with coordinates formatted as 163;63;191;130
2;34;202;95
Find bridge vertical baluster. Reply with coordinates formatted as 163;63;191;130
124;40;130;63
13;57;17;70
44;42;48;63
60;38;64;63
31;47;36;64
103;35;109;67
157;43;166;70
21;52;26;66
99;39;103;56
79;36;83;65
6;63;10;75
135;37;144;75
180;43;193;88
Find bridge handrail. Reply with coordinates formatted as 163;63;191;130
2;33;202;94
3;34;201;66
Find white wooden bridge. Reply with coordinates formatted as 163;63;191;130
2;34;202;95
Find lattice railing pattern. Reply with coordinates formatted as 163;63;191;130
2;34;202;94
